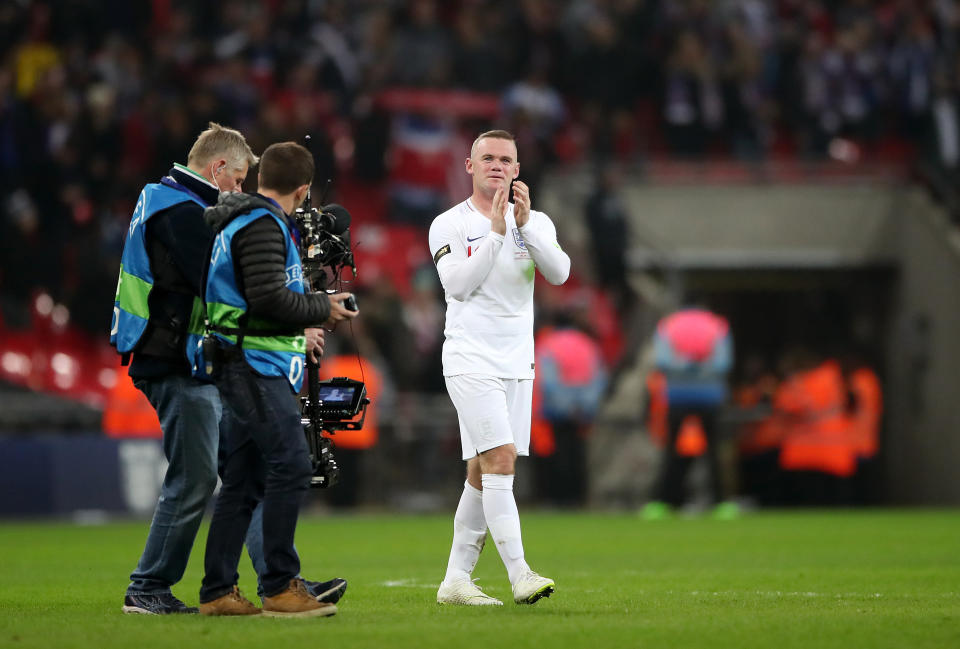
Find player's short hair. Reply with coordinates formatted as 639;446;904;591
187;122;258;171
470;129;517;159
258;142;314;194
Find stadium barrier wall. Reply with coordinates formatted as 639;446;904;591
883;189;960;504
0;435;166;517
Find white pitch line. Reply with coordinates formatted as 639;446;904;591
382;579;440;589
683;590;884;598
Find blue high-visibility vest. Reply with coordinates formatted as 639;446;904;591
110;181;207;361
202;208;307;392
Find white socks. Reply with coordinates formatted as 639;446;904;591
481;473;530;584
443;481;487;583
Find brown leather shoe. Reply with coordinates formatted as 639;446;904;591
262;578;337;618
199;586;262;616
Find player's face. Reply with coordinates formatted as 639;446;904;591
467;138;519;195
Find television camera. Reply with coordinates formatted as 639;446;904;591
293;139;368;488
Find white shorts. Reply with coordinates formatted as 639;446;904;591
444;374;533;460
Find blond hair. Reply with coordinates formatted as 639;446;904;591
470;129;516;159
187;122;259;171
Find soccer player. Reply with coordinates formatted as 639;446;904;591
428;130;570;606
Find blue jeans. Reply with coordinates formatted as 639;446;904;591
127;374;273;596
199;359;312;602
128;375;221;595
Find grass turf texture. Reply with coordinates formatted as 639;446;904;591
1;510;958;649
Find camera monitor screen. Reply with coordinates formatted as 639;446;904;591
317;385;356;405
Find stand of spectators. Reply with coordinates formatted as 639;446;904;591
0;0;951;401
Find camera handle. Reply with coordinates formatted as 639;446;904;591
302;356;340;488
306;357;321;425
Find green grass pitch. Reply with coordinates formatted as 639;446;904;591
1;510;958;649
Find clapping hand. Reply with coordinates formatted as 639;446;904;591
512;180;530;227
491;182;508;236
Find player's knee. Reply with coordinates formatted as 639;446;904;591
479;444;516;475
465;459;483;489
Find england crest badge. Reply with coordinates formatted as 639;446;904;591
512;228;530;259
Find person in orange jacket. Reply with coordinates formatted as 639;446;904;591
841;353;883;503
732;355;783;505
845;360;882;462
777;348;858;504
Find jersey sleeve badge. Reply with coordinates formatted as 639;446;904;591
433;243;452;265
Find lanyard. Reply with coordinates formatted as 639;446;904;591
286;214;301;249
160;176;212;207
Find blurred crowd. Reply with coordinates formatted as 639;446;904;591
4;0;960;336
0;1;943;497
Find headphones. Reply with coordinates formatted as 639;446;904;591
216;163;225;175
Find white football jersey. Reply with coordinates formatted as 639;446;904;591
428;199;567;379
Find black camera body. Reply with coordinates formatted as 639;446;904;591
294;202;355;291
303;419;339;488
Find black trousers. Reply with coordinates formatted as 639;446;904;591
199;358;312;602
654;405;723;506
533;419;587;507
783;470;854;506
739;449;783;505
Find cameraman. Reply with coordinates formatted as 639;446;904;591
197;142;357;618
